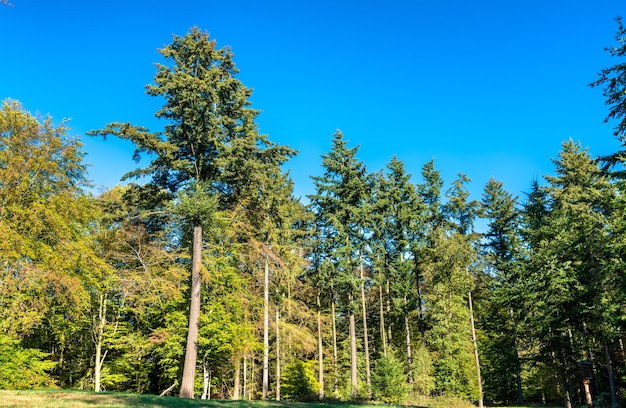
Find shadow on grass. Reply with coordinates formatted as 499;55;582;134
1;390;427;408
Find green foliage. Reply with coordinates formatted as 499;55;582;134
0;334;56;389
371;351;410;404
281;360;319;401
412;343;435;396
590;16;626;142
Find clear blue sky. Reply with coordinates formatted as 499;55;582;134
1;0;624;204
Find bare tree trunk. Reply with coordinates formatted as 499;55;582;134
386;279;392;343
233;357;241;400
180;224;203;399
243;355;247;400
201;359;210;399
604;341;619;408
263;257;269;400
331;294;339;397
513;322;524;405
248;356;251;400
376;255;387;356
468;289;483;408
380;284;387;357
317;290;325;400
359;257;371;397
349;295;358;399
404;308;414;384
415;263;426;346
94;293;107;392
276;306;281;401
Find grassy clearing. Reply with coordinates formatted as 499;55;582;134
0;390;558;408
0;390;417;408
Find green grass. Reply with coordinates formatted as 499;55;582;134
0;390;561;408
0;390;417;408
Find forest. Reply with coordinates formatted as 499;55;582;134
2;19;626;408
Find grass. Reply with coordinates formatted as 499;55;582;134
0;390;561;408
0;390;418;408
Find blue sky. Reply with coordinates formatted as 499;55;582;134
1;0;625;204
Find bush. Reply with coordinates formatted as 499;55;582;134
0;334;56;389
281;360;319;401
371;350;410;404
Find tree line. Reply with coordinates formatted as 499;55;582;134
2;20;626;407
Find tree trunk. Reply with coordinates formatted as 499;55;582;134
243;355;248;400
349;295;358;399
404;305;414;384
94;293;107;393
379;278;387;357
317;290;324;400
180;224;203;399
386;279;392;343
360;256;371;397
513;319;524;405
276;305;281;401
201;359;210;400
468;289;483;408
604;341;619;408
414;261;426;345
331;294;339;397
233;357;241;400
262;256;270;400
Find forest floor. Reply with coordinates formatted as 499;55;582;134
0;390;558;408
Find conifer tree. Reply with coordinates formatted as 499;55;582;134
479;178;524;405
89;28;294;398
309;131;368;399
379;156;422;383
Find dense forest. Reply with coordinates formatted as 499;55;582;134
2;19;626;408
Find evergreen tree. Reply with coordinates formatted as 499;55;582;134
89;28;295;398
379;156;423;384
478;178;524;405
309;131;368;399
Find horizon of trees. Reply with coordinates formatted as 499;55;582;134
2;19;626;408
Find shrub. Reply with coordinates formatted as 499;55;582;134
281;360;319;401
0;334;56;389
371;350;410;404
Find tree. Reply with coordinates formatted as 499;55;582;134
309;131;368;399
479;178;524;405
88;28;294;398
518;140;618;407
0;99;96;390
590;16;626;142
378;156;423;384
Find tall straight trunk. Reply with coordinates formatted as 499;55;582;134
331;294;339;397
243;355;248;400
404;302;414;384
201;358;210;399
386;279;392;342
359;256;371;397
317;290;325;400
349;294;358;399
376;256;387;357
379;283;387;357
94;293;107;392
180;224;203;398
233;357;241;400
559;350;573;408
276;306;281;401
250;355;256;400
512;312;523;405
468;289;483;408
414;260;426;345
604;341;619;408
263;257;269;400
